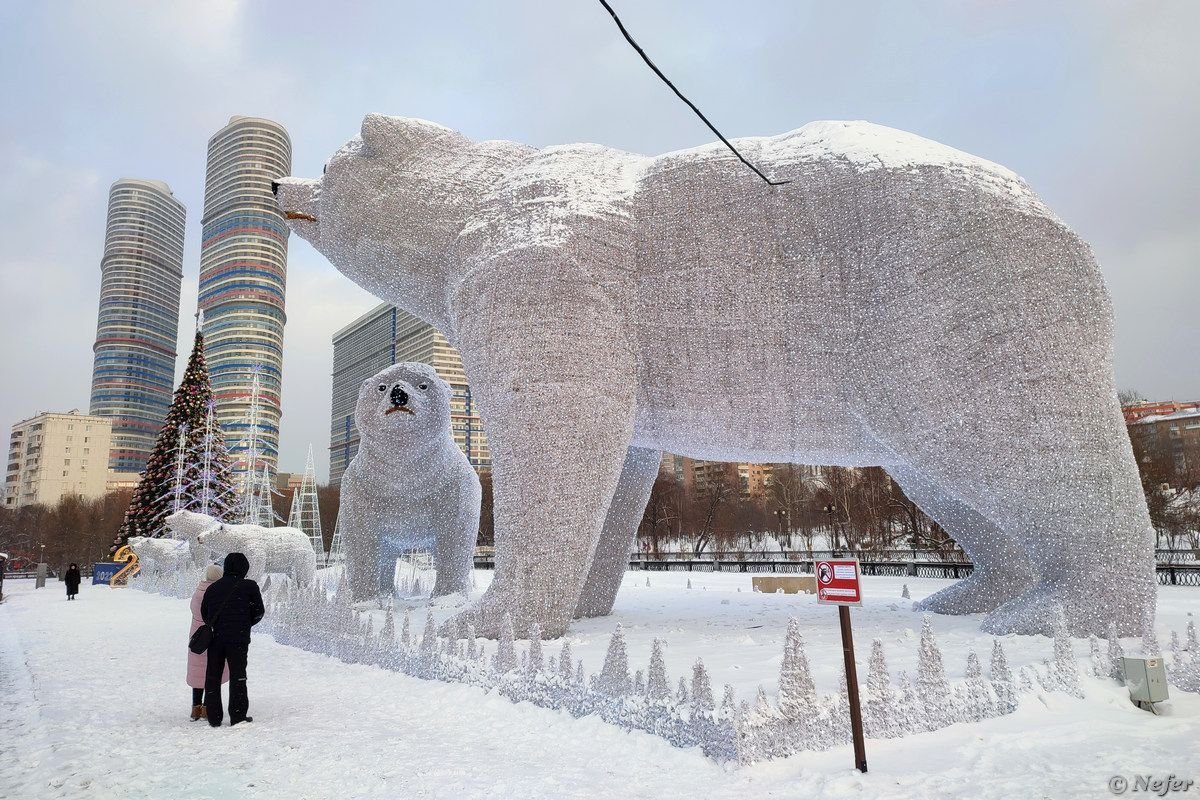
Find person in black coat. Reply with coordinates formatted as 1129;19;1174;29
201;552;265;727
64;563;81;600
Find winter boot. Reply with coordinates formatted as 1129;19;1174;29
191;704;204;720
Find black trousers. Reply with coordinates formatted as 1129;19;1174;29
205;639;250;726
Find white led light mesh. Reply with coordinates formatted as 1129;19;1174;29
277;114;1155;638
178;509;317;585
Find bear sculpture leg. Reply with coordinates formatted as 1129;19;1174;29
342;492;383;603
431;481;481;597
452;253;637;638
888;466;1036;614
575;446;662;619
292;549;317;587
858;215;1155;637
462;382;634;638
977;401;1156;637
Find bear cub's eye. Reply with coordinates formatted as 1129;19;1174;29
418;383;428;391
377;384;386;392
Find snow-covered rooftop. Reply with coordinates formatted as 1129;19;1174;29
1135;406;1200;424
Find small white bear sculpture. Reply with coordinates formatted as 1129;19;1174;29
277;114;1156;638
165;509;222;565
196;520;316;585
338;362;481;602
127;536;192;575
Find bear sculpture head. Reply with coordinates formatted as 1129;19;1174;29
355;362;453;454
165;510;219;540
274;114;530;328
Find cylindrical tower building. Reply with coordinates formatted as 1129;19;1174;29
89;178;187;474
198;116;292;478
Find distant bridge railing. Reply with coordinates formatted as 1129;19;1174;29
469;554;1200;586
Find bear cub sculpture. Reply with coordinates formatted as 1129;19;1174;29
127;535;193;575
338;362;480;602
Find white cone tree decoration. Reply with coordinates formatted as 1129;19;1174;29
1107;621;1126;681
400;610;412;649
962;651;995;721
646;639;670;701
1050;606;1082;697
288;444;324;565
692;659;716;715
778;619;817;717
597;624;632;697
557;639;573;681
990;640;1017;714
1142;619;1161;657
494;613;517;674
917;616;953;728
865;639;899;738
1089;635;1106;678
528;622;544;675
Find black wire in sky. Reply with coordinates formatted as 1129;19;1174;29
596;0;790;187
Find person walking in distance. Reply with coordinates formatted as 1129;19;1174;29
64;563;81;600
201;552;265;727
188;564;229;720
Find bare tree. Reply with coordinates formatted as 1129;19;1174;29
691;472;737;556
1118;388;1146;408
766;464;818;552
639;473;679;556
0;489;134;571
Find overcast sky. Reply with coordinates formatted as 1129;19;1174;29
1;0;1197;483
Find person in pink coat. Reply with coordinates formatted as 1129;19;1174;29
189;564;229;720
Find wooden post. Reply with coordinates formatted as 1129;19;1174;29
838;605;868;773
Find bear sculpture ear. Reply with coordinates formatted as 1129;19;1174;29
360;113;445;158
360;113;395;153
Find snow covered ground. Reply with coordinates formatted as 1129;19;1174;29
2;571;1197;800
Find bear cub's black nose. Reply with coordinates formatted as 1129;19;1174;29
270;180;280;196
390;385;409;408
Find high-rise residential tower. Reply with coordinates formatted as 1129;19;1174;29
329;304;490;484
89;178;186;474
198;116;292;478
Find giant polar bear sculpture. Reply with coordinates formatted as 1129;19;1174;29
339;362;480;600
276;114;1156;639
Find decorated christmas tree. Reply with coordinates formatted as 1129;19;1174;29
112;323;236;549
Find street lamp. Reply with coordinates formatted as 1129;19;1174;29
822;503;838;553
774;508;789;554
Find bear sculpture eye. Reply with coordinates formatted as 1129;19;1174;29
418;383;428;390
378;384;387;392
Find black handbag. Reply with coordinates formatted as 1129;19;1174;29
189;584;236;654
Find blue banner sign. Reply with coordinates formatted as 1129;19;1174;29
92;562;122;585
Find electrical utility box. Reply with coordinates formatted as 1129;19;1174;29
1122;656;1169;712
